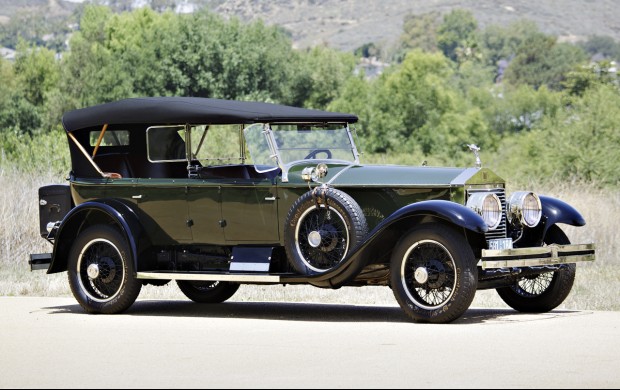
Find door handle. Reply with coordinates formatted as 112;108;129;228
132;195;143;200
265;196;276;201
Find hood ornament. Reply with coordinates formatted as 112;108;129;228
467;144;482;168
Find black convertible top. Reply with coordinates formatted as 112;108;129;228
62;97;358;132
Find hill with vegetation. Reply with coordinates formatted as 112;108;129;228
0;0;619;52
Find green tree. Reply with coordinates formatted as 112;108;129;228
295;45;356;109
564;60;619;97
14;42;60;107
394;11;441;62
579;35;620;61
481;20;541;65
351;50;495;162
496;84;620;185
437;9;478;63
0;58;15;110
480;84;562;135
503;35;587;90
60;6;133;108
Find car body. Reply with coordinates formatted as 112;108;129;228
30;97;596;323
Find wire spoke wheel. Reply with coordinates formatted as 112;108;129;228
390;225;477;323
77;239;125;302
285;188;368;275
401;240;457;310
512;272;554;298
296;205;349;272
68;225;142;314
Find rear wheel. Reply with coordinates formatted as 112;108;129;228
68;225;142;314
496;225;576;312
176;280;240;303
390;225;477;323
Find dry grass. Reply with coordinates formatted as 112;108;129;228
1;168;617;311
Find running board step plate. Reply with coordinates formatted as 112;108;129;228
137;272;281;283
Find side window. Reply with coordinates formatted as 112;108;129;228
191;124;242;165
147;126;187;162
89;130;130;147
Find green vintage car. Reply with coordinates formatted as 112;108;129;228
31;97;595;323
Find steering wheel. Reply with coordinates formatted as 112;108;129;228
304;149;332;160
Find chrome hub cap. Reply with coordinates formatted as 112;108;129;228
308;231;322;248
414;267;429;284
87;263;100;280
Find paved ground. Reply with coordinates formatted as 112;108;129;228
1;297;619;388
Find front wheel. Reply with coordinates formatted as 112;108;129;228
390;225;477;323
496;225;576;313
68;225;142;314
176;280;240;303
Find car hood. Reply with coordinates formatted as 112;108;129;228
286;164;505;187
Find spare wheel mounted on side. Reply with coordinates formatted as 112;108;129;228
284;187;368;275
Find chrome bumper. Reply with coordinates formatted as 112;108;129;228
480;243;595;270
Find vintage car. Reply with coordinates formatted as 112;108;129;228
30;97;596;323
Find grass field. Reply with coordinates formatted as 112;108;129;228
0;166;617;311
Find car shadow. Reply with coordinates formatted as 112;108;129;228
42;300;584;324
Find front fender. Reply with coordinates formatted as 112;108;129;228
540;195;586;228
377;200;489;235
300;200;488;288
517;196;586;247
48;199;150;274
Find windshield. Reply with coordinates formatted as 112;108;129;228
271;124;358;163
245;123;358;168
244;122;359;181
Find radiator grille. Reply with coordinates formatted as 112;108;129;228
467;188;507;240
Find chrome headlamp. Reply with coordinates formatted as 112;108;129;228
301;163;329;182
466;192;503;230
507;191;542;228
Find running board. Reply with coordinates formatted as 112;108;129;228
136;272;282;283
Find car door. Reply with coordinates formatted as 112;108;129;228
220;176;279;243
187;181;226;245
134;178;193;244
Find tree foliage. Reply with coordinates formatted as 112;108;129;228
394;12;441;62
1;5;619;187
437;9;479;63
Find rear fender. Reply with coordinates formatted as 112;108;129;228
47;199;150;274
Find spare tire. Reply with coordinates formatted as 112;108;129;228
284;187;368;275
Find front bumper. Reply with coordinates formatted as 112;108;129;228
480;243;595;270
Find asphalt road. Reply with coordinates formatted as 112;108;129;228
1;297;619;389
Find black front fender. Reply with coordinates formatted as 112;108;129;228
517;196;586;247
540;195;586;228
48;199;150;274
297;200;488;288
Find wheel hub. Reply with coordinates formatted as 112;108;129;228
308;231;322;248
414;267;429;284
87;263;100;280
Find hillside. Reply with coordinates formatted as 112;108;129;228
1;0;619;51
210;0;620;51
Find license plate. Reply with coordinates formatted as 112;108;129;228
488;238;514;250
